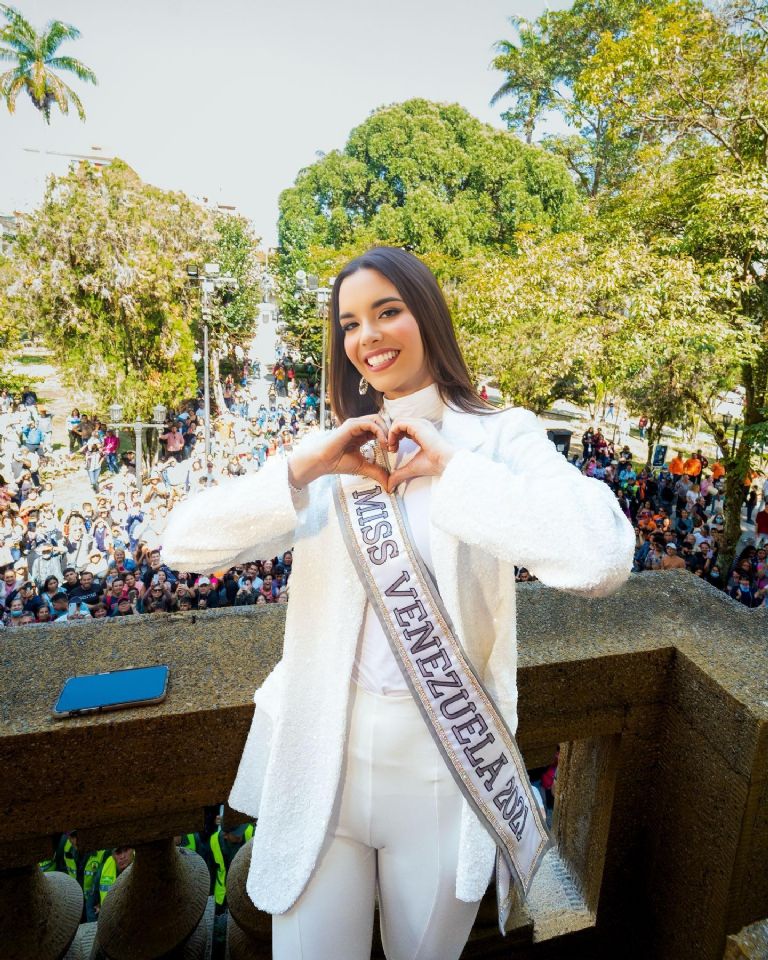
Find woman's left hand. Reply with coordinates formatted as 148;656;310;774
386;418;456;492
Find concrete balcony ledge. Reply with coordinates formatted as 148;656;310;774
1;575;766;960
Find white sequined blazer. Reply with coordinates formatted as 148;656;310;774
163;404;635;914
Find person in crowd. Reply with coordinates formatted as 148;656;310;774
0;564;20;605
66;408;81;454
209;822;254;916
234;577;258;605
29;541;65;587
102;429;120;474
88;847;135;917
81;439;103;493
159;422;186;463
661;543;687;571
194;576;219;610
44;591;68;620
4;594;26;626
69;570;103;612
730;574;759;607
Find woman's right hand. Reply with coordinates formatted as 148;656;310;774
288;415;390;490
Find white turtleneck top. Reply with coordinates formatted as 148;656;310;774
351;382;444;696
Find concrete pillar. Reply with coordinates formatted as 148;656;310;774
0;865;82;960
553;734;622;914
90;840;210;959
223;840;271;960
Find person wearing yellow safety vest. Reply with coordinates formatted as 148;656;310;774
177;832;202;854
209;823;254;913
39;831;79;881
58;832;79;880
82;848;108;922
89;846;134;917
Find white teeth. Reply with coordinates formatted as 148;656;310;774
367;350;399;368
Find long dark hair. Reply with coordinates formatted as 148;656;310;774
329;247;493;422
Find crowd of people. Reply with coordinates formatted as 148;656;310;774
1;376;766;629
577;427;768;608
0;363;323;628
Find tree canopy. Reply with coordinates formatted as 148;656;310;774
2;160;210;418
0;3;96;122
490;0;667;197
276;97;582;359
577;0;768;566
279;98;581;263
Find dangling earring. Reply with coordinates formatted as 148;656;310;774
358;376;369;395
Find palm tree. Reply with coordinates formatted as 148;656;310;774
0;3;96;123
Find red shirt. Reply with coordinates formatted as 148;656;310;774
756;510;768;536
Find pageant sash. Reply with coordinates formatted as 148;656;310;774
333;455;551;934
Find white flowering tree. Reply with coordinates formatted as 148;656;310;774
2;159;212;419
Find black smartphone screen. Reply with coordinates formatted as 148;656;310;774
54;665;169;715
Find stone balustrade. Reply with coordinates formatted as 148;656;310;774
1;574;766;960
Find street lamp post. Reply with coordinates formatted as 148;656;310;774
316;286;331;431
201;278;213;461
107;401;168;495
295;271;333;431
186;262;238;461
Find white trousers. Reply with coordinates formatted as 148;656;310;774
272;683;482;960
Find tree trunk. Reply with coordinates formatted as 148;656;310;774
720;465;744;579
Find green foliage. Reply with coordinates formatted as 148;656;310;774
276;98;582;359
453;231;740;417
490;0;668;197
279;99;580;263
0;3;97;122
202;213;262;348
0;160;210;418
582;0;768;452
0;252;20;350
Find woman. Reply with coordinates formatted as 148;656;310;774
92;519;112;555
258;573;276;604
164;247;634;960
84;440;103;493
41;575;61;612
62;512;95;571
66;408;81;454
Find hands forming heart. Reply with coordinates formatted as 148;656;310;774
287;414;456;495
384;418;456;491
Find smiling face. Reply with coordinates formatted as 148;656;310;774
338;269;433;401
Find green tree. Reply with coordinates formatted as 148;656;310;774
200;213;262;410
280;99;580;260
276;98;582;358
583;0;768;571
454;231;737;425
490;1;667;197
0;3;96;122
1;159;210;419
0;250;36;395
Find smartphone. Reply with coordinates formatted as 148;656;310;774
53;664;169;719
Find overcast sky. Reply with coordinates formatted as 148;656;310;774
2;0;568;245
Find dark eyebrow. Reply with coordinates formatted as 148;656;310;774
338;296;403;321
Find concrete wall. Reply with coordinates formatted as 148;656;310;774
1;575;766;959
